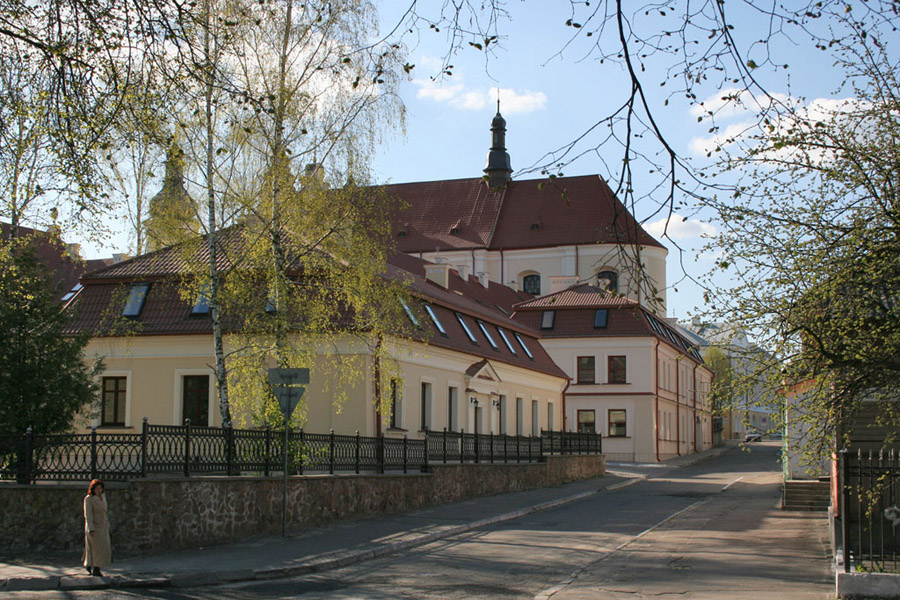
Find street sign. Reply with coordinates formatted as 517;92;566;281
272;385;305;420
268;368;310;420
268;368;310;386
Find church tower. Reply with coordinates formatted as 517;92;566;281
144;143;196;252
484;102;512;188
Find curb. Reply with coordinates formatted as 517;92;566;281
1;479;627;592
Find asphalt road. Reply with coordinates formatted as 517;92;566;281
10;442;833;599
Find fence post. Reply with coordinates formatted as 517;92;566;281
90;425;98;480
377;434;384;474
442;428;447;464
264;426;271;477
529;434;533;463
516;434;520;464
461;428;465;462
839;449;849;571
298;428;305;476
474;430;480;464
21;426;34;484
422;430;429;473
355;430;360;475
141;417;149;477
329;429;335;475
183;419;191;477
226;424;235;476
403;435;408;474
538;430;543;460
489;431;494;464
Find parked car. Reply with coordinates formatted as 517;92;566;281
743;430;762;443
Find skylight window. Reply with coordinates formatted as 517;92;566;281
594;309;608;329
541;310;555;329
424;303;446;335
497;327;517;354
122;283;150;317
400;298;420;327
476;320;499;349
61;283;83;303
455;312;478;344
191;287;211;315
513;332;534;359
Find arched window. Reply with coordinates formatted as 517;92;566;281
596;270;618;293
522;274;541;295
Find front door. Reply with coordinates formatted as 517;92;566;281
182;375;210;426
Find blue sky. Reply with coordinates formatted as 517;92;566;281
76;2;851;321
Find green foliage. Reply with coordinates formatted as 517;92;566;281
703;24;900;456
0;239;100;434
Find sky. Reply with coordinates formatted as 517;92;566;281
71;2;852;322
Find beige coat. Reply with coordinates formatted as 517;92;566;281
82;494;111;568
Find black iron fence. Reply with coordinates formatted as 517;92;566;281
0;421;602;484
840;449;900;573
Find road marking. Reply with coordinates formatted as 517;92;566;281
533;498;710;600
722;476;744;491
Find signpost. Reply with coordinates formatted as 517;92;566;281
268;367;309;537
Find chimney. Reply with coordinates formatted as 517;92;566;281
112;253;129;264
456;264;469;280
66;243;82;259
476;271;490;288
483;101;512;188
425;263;450;289
549;275;578;294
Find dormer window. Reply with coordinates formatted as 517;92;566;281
191;287;211;315
397;230;407;238
594;309;608;329
449;220;461;235
530;222;541;231
122;283;150;317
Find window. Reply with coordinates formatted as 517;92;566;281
455;312;478;344
531;400;539;436
596;270;618;293
577;410;596;434
448;386;458;431
608;355;627;384
514;332;534;359
476;320;499;349
547;402;555;431
577;356;595;384
400;298;419;327
101;376;126;426
498;395;507;434
182;375;209;426
122;283;150;317
516;398;524;435
593;309;608;329
497;327;517;354
191;286;210;315
61;283;83;303
424;304;446;335
420;382;432;431
541;310;555;330
389;379;401;429
523;274;541;295
608;409;627;437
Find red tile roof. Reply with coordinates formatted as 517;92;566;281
383;174;663;252
512;283;703;362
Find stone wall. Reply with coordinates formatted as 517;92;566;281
0;455;604;558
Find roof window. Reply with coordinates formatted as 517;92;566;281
191;286;211;315
424;303;446;335
61;283;83;303
541;310;555;330
400;298;420;327
476;320;499;350
513;332;534;360
455;312;478;344
497;327;517;354
122;283;150;317
594;309;608;329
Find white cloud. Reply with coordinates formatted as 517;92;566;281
410;67;547;113
489;87;548;114
688;120;756;156
645;213;718;240
690;87;790;119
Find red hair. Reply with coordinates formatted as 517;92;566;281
88;479;104;495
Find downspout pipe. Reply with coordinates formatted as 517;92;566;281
654;339;660;462
676;357;681;457
562;379;570;432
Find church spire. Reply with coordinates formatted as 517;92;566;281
484;100;512;188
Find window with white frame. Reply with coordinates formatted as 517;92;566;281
531;400;539;436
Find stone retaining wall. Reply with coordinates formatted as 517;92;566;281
0;455;604;557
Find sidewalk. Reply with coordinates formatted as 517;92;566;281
1;444;735;592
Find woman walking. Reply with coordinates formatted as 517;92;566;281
82;479;111;577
